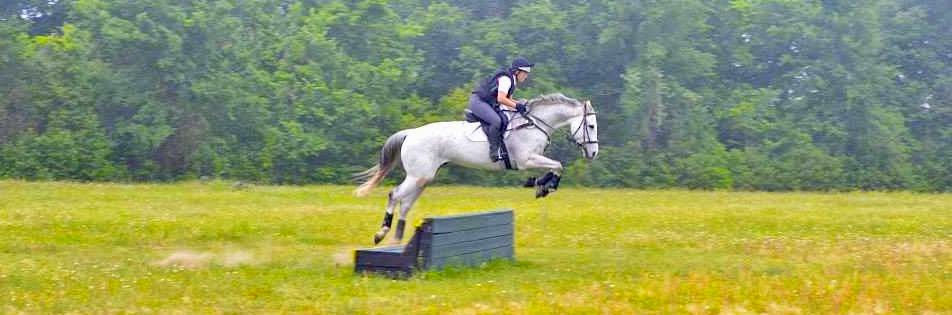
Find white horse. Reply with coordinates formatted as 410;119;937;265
354;93;599;244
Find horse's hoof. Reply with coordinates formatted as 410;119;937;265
373;232;388;245
535;186;550;198
373;226;390;245
523;177;537;188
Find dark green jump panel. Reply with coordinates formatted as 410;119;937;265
354;209;514;277
353;245;416;278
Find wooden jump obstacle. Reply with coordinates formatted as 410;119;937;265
354;209;514;277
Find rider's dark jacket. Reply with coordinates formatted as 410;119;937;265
473;69;516;105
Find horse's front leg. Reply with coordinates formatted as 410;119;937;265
521;153;563;171
520;154;563;198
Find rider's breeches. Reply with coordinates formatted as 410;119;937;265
468;94;507;141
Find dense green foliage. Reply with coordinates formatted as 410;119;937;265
1;0;949;190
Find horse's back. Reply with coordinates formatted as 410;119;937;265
406;120;477;139
400;120;499;170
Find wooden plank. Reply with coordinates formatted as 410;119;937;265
427;234;513;259
354;256;408;268
355;265;412;273
356;245;406;254
426;210;513;234
427;245;514;269
354;265;414;278
429;223;513;247
424;209;512;221
354;245;412;268
354;253;411;268
427;210;512;233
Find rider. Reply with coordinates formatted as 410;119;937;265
469;57;533;162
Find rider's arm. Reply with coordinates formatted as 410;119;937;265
495;76;518;110
496;92;518;109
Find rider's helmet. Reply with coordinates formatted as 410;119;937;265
510;57;534;73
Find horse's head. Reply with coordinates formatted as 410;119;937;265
569;100;599;160
525;94;600;160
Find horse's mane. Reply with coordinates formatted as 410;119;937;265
527;93;582;107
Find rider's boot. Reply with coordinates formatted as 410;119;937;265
489;133;509;162
496;134;508;161
484;125;503;162
488;140;502;162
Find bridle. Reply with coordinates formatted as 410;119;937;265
511;101;598;149
570;102;599;148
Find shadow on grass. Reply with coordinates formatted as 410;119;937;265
354;258;539;281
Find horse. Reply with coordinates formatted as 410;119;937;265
354;93;599;245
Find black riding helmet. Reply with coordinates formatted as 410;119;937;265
510;57;534;73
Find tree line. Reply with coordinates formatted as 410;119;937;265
1;0;949;191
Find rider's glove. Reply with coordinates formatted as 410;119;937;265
515;102;527;114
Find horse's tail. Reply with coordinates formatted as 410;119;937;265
354;131;408;197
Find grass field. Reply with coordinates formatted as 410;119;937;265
0;180;949;314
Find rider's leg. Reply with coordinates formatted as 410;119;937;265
468;95;504;161
496;110;510;159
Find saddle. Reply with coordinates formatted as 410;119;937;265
463;109;516;142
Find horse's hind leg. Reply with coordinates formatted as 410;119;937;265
375;144;442;245
373;190;400;245
380;175;433;244
393;177;429;243
373;175;428;245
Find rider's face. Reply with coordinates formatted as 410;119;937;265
515;71;529;83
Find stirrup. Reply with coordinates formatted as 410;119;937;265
490;150;507;162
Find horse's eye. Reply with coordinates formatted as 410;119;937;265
588;124;596;129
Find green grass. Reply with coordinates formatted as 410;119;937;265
0;181;949;314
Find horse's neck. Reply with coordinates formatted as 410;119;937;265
530;104;577;129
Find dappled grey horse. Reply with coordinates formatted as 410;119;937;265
354;93;599;245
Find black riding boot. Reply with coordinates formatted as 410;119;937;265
483;125;503;161
495;134;508;161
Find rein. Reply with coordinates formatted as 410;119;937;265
507;101;598;148
510;112;552;141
